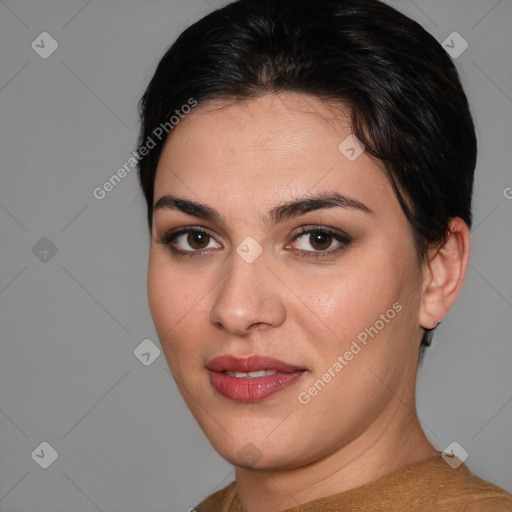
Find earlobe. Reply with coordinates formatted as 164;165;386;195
418;218;471;330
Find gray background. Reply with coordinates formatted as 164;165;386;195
0;0;511;510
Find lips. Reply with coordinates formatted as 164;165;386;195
207;355;307;402
207;355;304;373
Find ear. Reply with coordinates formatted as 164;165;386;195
418;218;471;330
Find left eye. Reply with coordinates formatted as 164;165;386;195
172;230;221;251
292;229;347;252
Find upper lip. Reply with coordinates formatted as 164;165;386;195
207;355;305;373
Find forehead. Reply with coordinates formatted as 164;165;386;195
153;92;394;218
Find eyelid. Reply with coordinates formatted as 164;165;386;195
285;226;352;257
157;226;223;256
290;225;352;244
159;225;218;240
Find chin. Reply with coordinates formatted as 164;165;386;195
228;448;293;471
207;432;306;472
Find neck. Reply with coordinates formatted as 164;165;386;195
235;407;437;512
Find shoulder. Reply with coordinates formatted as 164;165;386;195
194;481;238;512
345;454;512;511
191;458;512;512
432;462;512;511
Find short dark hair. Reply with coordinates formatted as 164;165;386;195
137;0;477;346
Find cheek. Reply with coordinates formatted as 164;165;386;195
282;243;418;386
147;256;178;330
147;251;214;368
284;253;396;341
147;253;193;342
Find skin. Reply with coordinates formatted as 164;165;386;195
147;92;471;511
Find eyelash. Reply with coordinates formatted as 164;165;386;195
157;226;352;259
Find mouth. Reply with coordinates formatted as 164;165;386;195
225;369;278;378
206;355;307;402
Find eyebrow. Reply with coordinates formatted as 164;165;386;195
153;191;373;226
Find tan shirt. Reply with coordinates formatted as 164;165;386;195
195;453;512;511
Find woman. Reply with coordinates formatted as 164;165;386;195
136;0;512;510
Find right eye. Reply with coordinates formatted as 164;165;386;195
158;228;223;256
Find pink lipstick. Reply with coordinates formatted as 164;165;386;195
207;355;306;402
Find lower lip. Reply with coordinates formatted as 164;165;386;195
209;370;305;402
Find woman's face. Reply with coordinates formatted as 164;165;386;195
147;92;427;470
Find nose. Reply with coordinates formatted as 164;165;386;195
208;251;286;336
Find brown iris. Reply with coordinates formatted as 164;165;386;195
309;231;332;250
187;231;210;249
